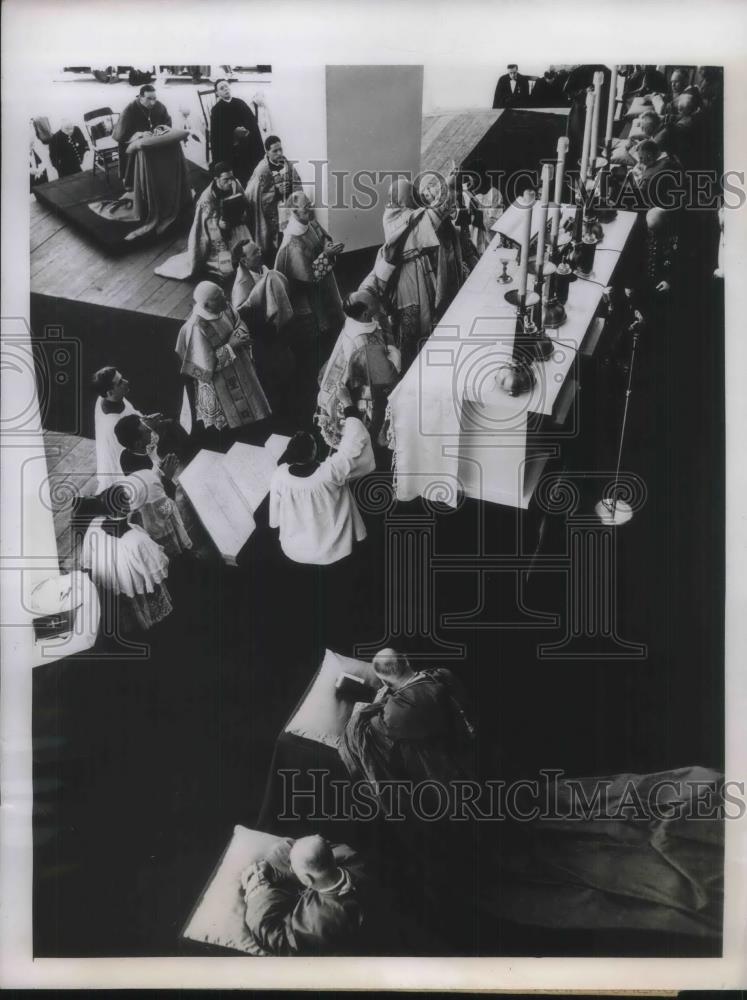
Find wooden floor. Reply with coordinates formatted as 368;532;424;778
43;430;97;572
421;109;504;176
31;196;198;322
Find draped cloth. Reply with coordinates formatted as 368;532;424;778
155;178;252;281
338;668;477;809
123;466;193;558
88;128;191;241
489;766;724;940
245;156;303;263
176;305;270;430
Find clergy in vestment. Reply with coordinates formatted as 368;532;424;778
176;281;270;433
339;648;477;815
240;835;368;956
269;413;375;566
230;238;296;420
209;78;265;186
316;288;400;449
113;84;172;185
245;135;303;263
156;162;253;283
365;172;464;372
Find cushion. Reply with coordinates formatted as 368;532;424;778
182;825;283;954
284;649;381;748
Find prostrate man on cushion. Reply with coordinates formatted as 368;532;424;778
209;78;265;186
240;834;368;956
113;84;172;185
339;648;477;798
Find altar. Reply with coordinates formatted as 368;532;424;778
386;204;638;508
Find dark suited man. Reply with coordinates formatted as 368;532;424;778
493;64;530;109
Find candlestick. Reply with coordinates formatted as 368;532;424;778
535;163;553;278
550;137;568;247
604;65;618;148
516;189;535;306
589;71;604;174
579;90;595;185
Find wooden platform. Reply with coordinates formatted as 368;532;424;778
31;196;199;322
421;109;504;176
43;430;97;572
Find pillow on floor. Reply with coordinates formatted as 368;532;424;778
284;648;380;748
182;825;283;954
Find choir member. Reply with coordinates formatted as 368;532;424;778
269;412;375;566
80;486;173;633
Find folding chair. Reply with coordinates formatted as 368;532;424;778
197;88;218;166
83;107;120;186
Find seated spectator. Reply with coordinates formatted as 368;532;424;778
156;162;253;283
230;238;296;420
623;139;679;210
338;648;477;809
696;66;723;112
80;486;173;633
667;93;706;169
667;68;700;109
316;288;401;449
114;414;192;557
611;111;668;166
29;136;48;190
176;281;270;435
493;64;529;109
239;835;368;956
48;120;89;177
92;367;162;494
269;412;375;565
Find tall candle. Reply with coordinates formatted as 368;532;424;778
550;136;569;243
604;65;618;147
588;71;604;173
579;89;595;185
517;189;535;303
536;162;553;269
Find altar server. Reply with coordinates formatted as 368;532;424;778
269;412;374;565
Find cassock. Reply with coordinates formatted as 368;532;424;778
209;97;264;185
113;98;172;183
48;127;89;177
241;841;367;956
338;668;476;795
